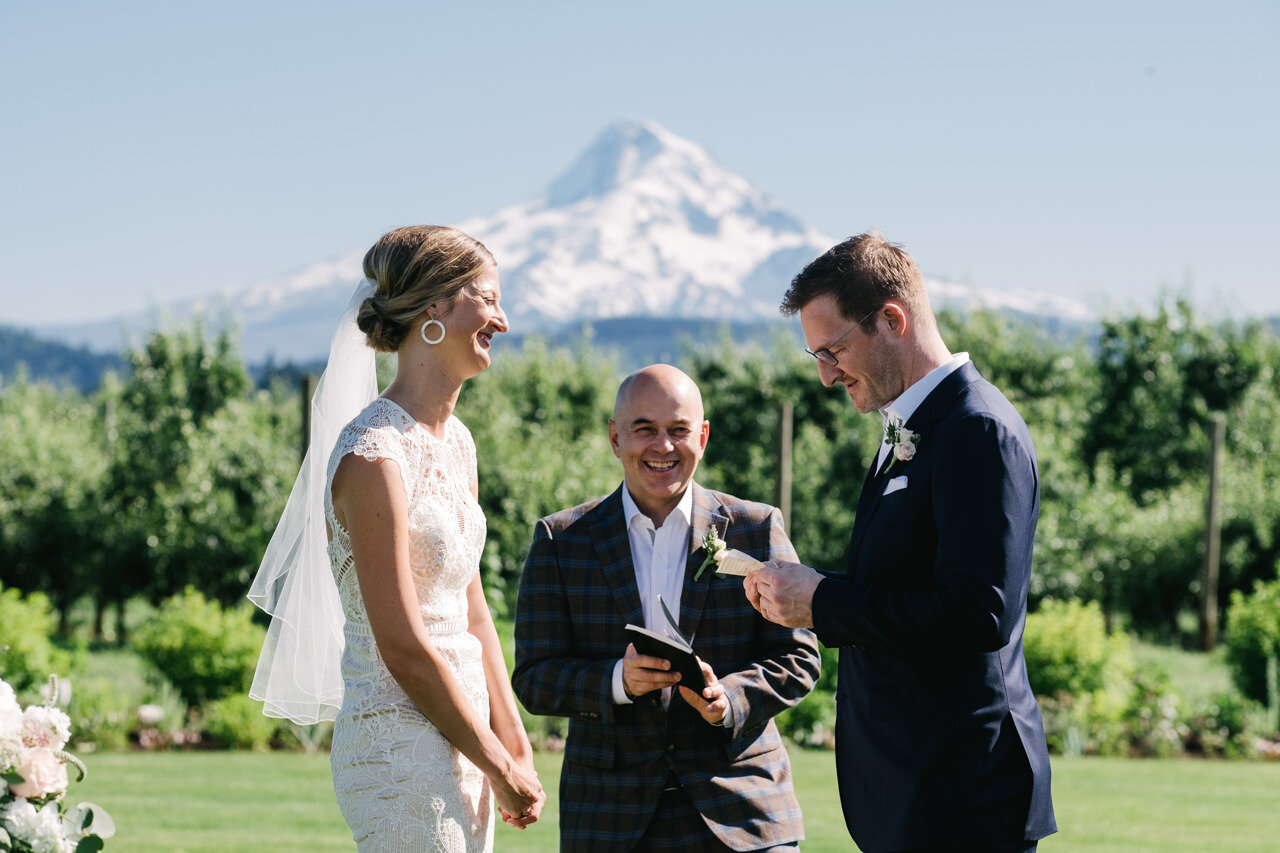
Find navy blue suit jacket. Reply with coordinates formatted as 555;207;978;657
811;362;1057;852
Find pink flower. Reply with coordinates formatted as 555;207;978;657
11;747;69;799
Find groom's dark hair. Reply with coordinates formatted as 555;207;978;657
780;231;932;332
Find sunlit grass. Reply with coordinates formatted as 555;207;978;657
72;750;1280;852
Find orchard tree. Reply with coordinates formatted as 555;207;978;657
0;371;105;633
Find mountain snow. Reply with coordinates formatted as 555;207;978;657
35;120;1090;362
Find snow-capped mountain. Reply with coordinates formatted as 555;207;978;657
454;120;834;328
35;120;1090;362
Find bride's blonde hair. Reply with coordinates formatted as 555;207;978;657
356;225;495;353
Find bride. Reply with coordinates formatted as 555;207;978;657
250;225;544;851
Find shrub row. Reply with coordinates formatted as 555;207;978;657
4;583;1278;754
1026;596;1279;758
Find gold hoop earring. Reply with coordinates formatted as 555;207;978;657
420;319;445;345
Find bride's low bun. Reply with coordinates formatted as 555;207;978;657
356;294;405;353
358;226;495;353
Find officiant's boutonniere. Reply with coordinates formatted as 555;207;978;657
693;524;727;581
884;412;919;462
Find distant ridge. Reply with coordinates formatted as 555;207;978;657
0;324;123;391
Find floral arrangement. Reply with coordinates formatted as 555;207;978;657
1;677;113;853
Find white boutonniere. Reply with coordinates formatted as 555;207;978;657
884;411;919;462
693;524;727;581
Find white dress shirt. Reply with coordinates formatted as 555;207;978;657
876;352;970;473
610;485;734;726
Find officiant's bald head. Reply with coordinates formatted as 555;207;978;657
613;364;704;422
610;364;709;525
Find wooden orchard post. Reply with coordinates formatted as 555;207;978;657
1199;412;1225;652
776;401;793;536
301;373;318;466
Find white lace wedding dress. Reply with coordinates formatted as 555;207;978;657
325;398;493;852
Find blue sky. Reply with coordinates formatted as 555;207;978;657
2;0;1276;326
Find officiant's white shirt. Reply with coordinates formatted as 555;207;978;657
876;352;970;472
612;485;692;708
611;485;732;726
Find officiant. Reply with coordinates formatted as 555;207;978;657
512;364;821;852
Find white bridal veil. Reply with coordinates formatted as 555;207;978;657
248;279;378;724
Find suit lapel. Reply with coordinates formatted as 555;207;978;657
680;484;728;641
588;486;645;628
846;432;891;572
846;362;979;572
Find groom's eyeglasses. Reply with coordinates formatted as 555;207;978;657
804;304;884;366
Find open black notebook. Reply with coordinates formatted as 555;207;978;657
624;595;707;693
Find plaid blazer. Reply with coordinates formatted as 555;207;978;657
513;483;821;852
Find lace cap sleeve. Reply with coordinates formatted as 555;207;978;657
329;420;415;505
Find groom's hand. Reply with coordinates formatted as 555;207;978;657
677;658;729;725
746;561;821;629
621;643;683;697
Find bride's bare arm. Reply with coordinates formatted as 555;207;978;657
332;455;541;819
466;573;534;764
466;572;542;826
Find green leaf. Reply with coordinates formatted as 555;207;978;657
0;825;11;847
76;836;105;853
76;803;116;839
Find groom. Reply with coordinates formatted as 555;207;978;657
746;233;1057;853
513;364;821;852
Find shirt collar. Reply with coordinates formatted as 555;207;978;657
622;482;694;531
881;352;970;426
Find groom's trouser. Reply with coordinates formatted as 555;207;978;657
633;772;799;852
897;844;1036;853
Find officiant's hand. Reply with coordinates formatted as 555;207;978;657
746;560;821;629
677;658;729;725
622;643;684;697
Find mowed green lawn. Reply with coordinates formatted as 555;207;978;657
74;750;1280;852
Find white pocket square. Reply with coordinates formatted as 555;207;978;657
883;475;908;496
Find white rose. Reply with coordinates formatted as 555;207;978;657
894;440;917;461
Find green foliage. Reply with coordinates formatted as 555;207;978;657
1085;297;1268;501
132;587;266;708
1024;598;1132;697
65;647;186;751
1225;576;1280;704
1118;667;1183;758
1182;690;1258;759
0;374;107;625
96;324;296;609
202;694;278;751
0;585;71;691
458;340;622;613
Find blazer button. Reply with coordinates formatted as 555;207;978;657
666;744;677;754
